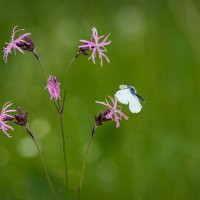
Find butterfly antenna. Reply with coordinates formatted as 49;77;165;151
135;93;145;103
122;74;127;84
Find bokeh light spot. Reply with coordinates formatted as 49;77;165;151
114;7;146;37
31;118;50;140
17;137;38;157
96;159;118;184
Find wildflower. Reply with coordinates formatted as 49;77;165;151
15;107;28;126
0;102;16;137
46;75;61;101
96;97;128;128
79;27;111;66
3;26;31;63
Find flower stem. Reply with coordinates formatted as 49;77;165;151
32;49;48;78
78;126;98;200
57;52;80;198
61;54;78;112
57;104;69;200
24;124;56;199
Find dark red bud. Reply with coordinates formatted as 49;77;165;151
16;36;34;52
95;109;111;126
14;107;28;126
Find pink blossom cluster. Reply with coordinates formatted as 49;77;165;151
0;102;16;137
3;26;31;63
96;97;128;128
79;27;111;66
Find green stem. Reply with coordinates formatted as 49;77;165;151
57;52;80;199
78;126;97;199
58;109;69;200
61;54;78;112
59;189;63;200
24;125;56;199
32;49;48;78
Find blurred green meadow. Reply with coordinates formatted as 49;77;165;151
0;0;200;199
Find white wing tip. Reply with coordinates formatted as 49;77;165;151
129;107;142;113
129;96;142;113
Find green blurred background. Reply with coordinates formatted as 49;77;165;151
1;0;200;199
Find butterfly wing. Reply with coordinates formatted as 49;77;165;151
129;95;142;113
115;88;132;105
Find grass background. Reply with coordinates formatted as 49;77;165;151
0;0;200;199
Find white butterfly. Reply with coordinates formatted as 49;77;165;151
114;85;144;113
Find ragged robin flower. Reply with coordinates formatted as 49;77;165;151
0;102;16;137
79;27;111;66
3;26;32;63
96;96;128;128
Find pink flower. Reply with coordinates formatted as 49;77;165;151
79;27;111;66
46;75;61;101
96;97;128;128
0;102;16;138
3;26;31;63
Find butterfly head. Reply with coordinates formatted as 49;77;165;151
130;86;136;95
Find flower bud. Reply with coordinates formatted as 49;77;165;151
14;107;28;126
46;76;61;101
95;109;112;126
16;36;34;52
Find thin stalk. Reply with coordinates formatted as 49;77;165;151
32;49;48;78
59;189;63;200
57;51;81;199
58;108;69;200
78;126;97;199
61;53;79;112
24;125;56;199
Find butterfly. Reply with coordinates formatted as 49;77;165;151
114;85;145;113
